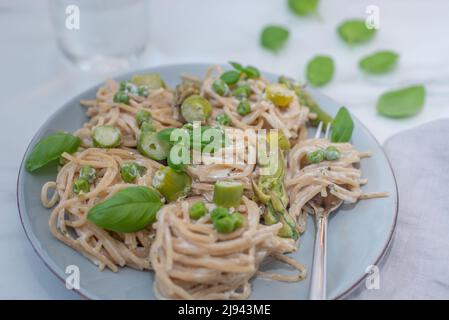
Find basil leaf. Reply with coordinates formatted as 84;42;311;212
331;107;354;143
242;66;260;78
220;70;241;85
25;132;81;172
87;186;162;233
306;55;335;87
359;50;399;74
377;85;426;118
229;61;244;71
288;0;319;16
260;25;290;53
337;19;376;45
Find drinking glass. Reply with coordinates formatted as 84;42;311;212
49;0;149;72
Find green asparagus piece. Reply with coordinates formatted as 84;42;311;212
252;152;298;239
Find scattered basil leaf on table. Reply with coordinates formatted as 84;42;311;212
87;186;163;233
377;85;426;118
306;55;335;87
260;25;290;53
25;132;81;172
337;19;376;45
359;50;399;74
288;0;319;16
331;106;354;142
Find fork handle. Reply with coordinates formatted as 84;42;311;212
310;214;328;300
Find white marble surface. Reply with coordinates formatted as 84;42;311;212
1;0;448;299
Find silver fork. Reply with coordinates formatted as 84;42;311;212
309;121;343;300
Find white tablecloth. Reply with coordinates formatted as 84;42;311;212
353;119;449;299
1;0;449;299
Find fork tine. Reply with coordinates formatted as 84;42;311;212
324;122;331;140
315;121;323;139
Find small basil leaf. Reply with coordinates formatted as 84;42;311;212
331;107;354;143
337;19;376;45
220;70;241;85
377;85;426;118
260;25;290;53
87;186;162;233
288;0;319;16
25;132;81;172
306;55;335;87
359;50;399;74
229;61;244;71
243;65;260;78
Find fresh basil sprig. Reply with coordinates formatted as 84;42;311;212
359;50;399;74
228;61;260;79
306;55;335;87
87;186;162;233
288;0;319;16
260;25;290;53
337;19;376;45
25;132;81;172
377;85;426;118
331;107;354;143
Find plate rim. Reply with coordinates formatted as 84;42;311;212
16;63;399;300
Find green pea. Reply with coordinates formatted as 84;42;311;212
140;121;156;132
324;146;341;161
306;149;325;164
230;212;244;229
210;207;230;221
237;100;251;116
73;178;90;194
233;85;251;100
136;110;151;126
119;81;128;91
137;86;148;96
113;91;129;104
213;216;234;233
120;81;139;95
212;79;229;96
189;201;207;219
216;113;231;126
120;162;141;183
79;165;96;183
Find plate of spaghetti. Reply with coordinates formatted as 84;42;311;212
17;63;398;300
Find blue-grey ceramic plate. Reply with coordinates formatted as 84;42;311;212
17;64;398;300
